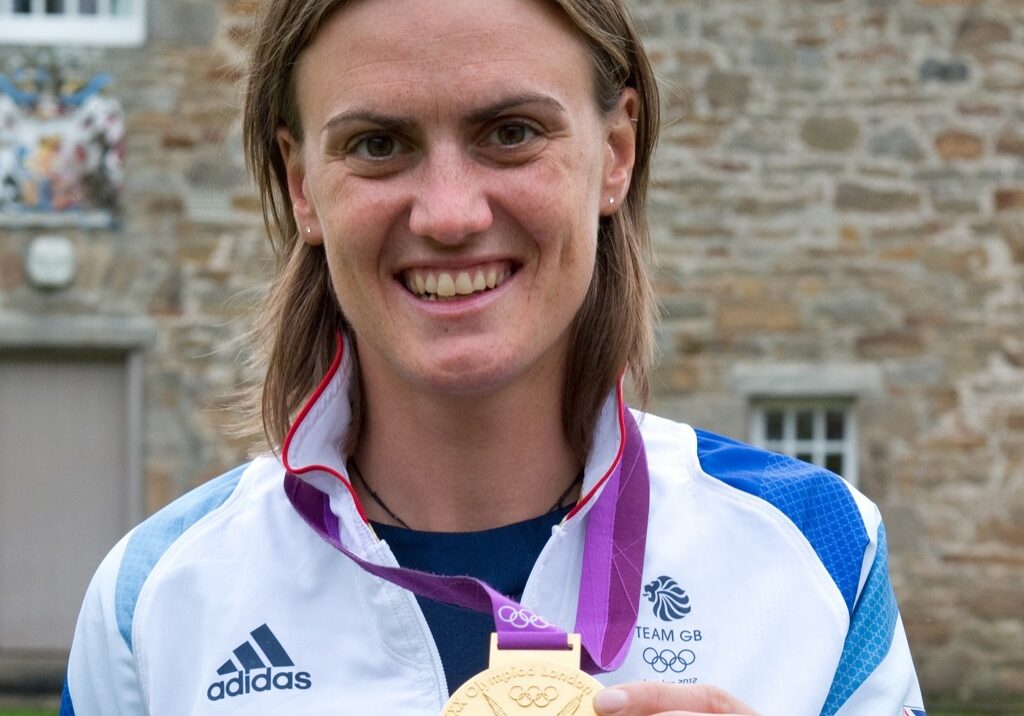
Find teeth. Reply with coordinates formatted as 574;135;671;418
436;273;456;297
454;271;474;295
404;262;513;300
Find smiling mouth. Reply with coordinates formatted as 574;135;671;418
401;261;515;301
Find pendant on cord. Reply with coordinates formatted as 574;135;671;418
440;634;602;715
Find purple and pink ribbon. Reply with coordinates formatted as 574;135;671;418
284;408;649;673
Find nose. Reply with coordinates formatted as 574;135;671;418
408;148;493;244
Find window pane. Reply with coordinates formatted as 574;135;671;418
795;452;814;463
796;410;814;440
765;410;784;440
826;410;845;440
0;0;146;43
825;453;844;475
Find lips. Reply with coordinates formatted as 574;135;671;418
401;261;514;300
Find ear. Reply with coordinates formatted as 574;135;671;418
276;125;323;245
599;88;639;217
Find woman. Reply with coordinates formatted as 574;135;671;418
62;0;925;714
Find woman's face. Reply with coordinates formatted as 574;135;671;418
280;0;635;400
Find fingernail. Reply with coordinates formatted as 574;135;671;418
594;688;629;713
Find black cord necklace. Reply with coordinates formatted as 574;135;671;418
348;457;410;528
348;457;584;530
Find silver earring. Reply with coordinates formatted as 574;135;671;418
305;226;312;235
609;197;615;205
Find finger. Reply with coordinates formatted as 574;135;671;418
593;683;759;716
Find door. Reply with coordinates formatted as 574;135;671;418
0;353;134;688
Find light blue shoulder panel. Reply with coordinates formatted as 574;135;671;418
819;523;899;715
694;430;869;613
114;464;248;649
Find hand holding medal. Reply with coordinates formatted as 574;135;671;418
590;683;759;716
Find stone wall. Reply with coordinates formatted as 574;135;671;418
636;0;1024;708
1;0;265;514
0;0;1021;709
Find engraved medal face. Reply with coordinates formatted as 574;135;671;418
440;635;602;715
441;657;602;715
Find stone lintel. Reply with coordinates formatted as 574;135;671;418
727;362;884;398
0;313;156;352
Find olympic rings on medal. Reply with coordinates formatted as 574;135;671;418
509;684;559;707
642;647;696;674
497;605;551;629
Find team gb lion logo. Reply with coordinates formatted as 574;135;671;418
642;576;692;621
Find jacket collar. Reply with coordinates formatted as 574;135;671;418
281;333;633;533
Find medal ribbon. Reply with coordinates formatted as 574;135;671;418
284;407;649;673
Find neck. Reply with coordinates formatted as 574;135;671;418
352;364;581;532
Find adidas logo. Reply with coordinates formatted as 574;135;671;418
206;624;312;701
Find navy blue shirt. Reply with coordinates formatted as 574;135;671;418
373;506;571;694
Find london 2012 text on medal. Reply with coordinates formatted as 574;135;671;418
440;635;603;715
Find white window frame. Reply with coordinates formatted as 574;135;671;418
749;398;859;486
0;0;145;47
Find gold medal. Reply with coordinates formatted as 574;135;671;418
440;634;603;715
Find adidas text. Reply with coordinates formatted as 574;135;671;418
207;668;312;701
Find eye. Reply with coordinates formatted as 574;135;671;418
488;120;538;148
349;132;401;160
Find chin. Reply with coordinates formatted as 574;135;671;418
417;365;515;396
407;353;533;397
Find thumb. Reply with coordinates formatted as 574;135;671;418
593;682;758;715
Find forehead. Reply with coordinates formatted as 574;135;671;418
294;0;596;125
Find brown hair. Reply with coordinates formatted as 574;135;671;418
241;0;660;460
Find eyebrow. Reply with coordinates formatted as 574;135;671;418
321;111;416;137
464;93;567;125
320;92;567;137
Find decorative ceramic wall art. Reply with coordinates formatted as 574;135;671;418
0;66;124;226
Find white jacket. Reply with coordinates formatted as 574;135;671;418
63;345;925;715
